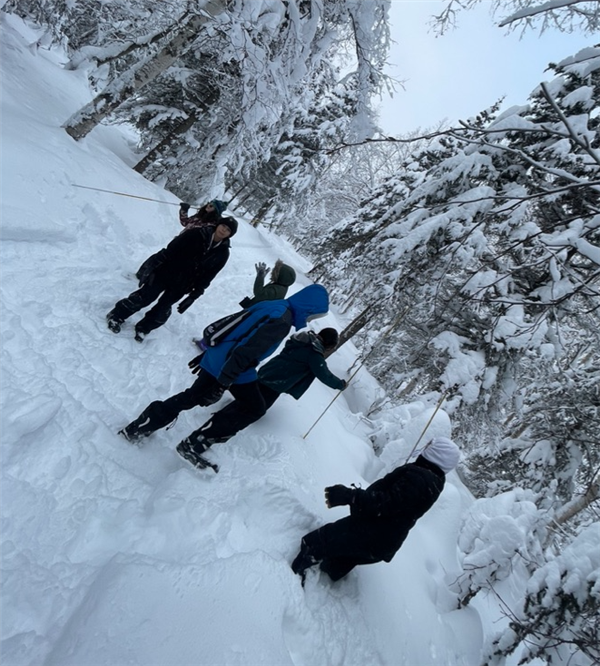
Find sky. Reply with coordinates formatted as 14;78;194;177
0;10;545;666
378;0;594;133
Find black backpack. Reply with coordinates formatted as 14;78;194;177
202;310;252;348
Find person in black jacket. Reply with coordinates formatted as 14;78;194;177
136;201;227;286
107;218;237;341
291;436;460;583
188;327;347;450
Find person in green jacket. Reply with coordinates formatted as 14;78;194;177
182;327;347;453
239;259;296;308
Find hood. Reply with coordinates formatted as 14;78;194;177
272;261;296;287
289;330;324;353
415;436;460;474
286;285;329;330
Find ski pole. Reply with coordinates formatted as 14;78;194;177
73;184;180;205
402;390;449;463
302;304;411;440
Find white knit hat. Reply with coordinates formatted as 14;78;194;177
417;436;460;473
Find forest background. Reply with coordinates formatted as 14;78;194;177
2;1;599;665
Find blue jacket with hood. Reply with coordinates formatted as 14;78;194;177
199;284;329;386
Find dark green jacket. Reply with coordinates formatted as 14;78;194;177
257;331;345;399
241;263;296;308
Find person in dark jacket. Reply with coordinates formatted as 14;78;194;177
291;436;460;583
135;201;227;285
107;218;237;341
239;259;297;308
186;327;347;453
118;285;330;469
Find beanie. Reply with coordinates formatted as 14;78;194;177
219;216;238;237
318;327;339;350
211;200;228;215
417;436;460;474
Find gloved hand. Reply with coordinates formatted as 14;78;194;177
340;379;348;390
200;382;227;406
255;262;270;278
178;295;195;314
325;485;354;508
188;354;204;375
180;203;190;212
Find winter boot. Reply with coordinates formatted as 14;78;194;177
106;312;123;334
134;326;146;343
176;437;219;473
291;543;319;587
118;403;165;443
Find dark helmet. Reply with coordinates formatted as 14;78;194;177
219;216;238;237
318;327;339;350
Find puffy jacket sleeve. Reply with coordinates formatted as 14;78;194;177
179;208;204;228
217;311;293;386
307;353;346;391
350;466;443;520
253;272;266;296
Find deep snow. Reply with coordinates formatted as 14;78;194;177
1;12;487;666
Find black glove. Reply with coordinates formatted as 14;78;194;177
178;295;195;314
340;379;348;390
325;485;354;508
255;262;269;278
189;354;205;375
239;296;252;308
200;382;227;406
180;203;190;212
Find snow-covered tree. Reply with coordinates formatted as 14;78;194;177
309;46;600;509
433;0;600;36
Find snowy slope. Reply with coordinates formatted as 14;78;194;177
1;13;482;666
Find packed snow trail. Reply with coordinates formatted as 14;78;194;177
1;13;483;666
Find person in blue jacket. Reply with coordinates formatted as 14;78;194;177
183;327;347;456
119;284;330;468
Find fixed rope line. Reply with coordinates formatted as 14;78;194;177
302;304;411;440
73;184;181;205
403;389;449;464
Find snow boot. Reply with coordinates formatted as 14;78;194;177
118;420;151;444
106;313;123;334
134;326;146;343
118;403;165;443
176;437;219;473
291;544;319;587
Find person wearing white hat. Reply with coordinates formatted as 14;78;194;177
291;436;460;584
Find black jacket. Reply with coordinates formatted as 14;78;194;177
153;226;230;297
349;457;445;561
258;331;345;399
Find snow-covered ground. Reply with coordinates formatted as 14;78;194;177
2;13;486;666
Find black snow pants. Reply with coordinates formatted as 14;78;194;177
297;516;407;581
108;279;187;335
126;370;226;437
188;382;280;444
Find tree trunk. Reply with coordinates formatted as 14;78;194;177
552;473;600;527
335;303;377;351
63;0;227;141
133;111;198;174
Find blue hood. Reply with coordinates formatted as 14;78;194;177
286;285;329;329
